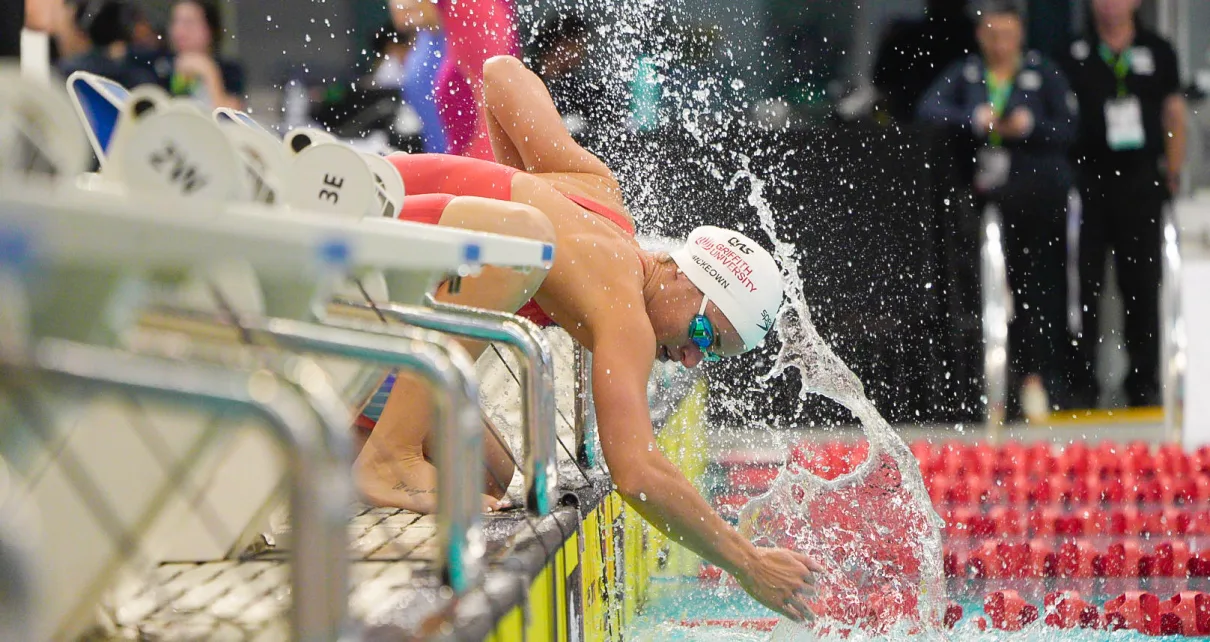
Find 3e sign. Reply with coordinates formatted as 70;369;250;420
728;237;753;255
318;174;344;205
148;141;209;195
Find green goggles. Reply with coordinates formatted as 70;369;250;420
687;296;722;362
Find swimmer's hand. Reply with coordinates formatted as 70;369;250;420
736;547;823;624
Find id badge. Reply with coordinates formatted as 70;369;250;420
975;148;1011;192
1105;97;1145;150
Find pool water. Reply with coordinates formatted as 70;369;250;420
625;578;1185;641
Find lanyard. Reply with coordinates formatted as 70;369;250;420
1098;42;1132;98
984;69;1014;147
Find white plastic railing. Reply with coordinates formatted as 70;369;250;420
0;67;560;639
1161;204;1184;441
980;205;1011;428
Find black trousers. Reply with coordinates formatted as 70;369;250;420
0;0;21;59
1070;173;1167;407
991;187;1070;401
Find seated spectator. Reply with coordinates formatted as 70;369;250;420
57;0;159;89
127;4;165;58
21;0;87;62
148;0;244;109
53;0;92;60
917;0;1078;422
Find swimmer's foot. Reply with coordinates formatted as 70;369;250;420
354;451;439;514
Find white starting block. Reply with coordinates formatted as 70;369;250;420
1;71;555;639
64;71;129;167
0;67;90;181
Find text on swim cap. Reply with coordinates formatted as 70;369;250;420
692;255;732;290
727;237;754;255
758;309;774;333
694;236;758;293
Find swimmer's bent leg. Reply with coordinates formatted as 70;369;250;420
354;195;555;513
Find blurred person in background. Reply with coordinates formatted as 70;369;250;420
22;0;89;62
434;0;519;158
917;0;1078;422
57;0;158;89
389;0;446;153
50;0;90;60
149;0;244;109
1058;0;1187;408
127;4;164;57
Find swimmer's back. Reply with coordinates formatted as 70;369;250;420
535;171;632;229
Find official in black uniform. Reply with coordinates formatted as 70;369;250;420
1058;0;1187;408
917;0;1078;421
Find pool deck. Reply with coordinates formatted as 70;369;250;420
101;462;607;641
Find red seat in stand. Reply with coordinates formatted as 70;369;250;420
1159;592;1210;636
1153;540;1192;578
1043;591;1098;629
1103;591;1160;635
984;590;1039;631
1103;540;1144;577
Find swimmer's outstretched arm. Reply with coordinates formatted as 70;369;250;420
592;323;820;623
481;55;613;178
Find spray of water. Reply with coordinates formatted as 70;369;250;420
518;0;948;636
732;156;947;639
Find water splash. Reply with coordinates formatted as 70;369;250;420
527;0;949;635
733;156;947;638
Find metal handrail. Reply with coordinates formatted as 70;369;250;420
0;339;355;642
572;345;597;468
980;204;1011;428
1161;204;1185;442
419;293;557;496
327;296;558;516
136;307;486;593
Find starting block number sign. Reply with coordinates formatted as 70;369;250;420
284;143;376;219
320;174;343;204
147;140;210;194
218;124;288;205
114;110;243;202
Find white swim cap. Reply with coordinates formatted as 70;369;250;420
670;226;784;351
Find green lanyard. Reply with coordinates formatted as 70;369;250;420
1098;42;1132;98
984;70;1014;147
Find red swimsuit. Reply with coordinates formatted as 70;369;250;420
358;154;634;432
388;153;636;327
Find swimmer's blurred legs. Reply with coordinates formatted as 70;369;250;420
353;196;555;514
